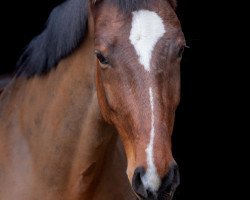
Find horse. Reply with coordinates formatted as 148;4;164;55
0;0;186;199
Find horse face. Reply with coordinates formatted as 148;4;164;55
93;0;185;199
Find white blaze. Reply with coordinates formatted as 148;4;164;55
129;10;166;192
129;10;166;72
141;87;161;192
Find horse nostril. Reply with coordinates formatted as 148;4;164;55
172;164;180;188
132;165;180;199
132;167;148;198
158;163;180;198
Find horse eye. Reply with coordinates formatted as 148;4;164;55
177;46;185;58
95;51;109;65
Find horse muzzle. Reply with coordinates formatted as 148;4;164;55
132;163;180;200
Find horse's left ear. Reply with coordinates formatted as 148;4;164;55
168;0;177;10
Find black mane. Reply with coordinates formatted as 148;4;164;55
17;0;88;77
17;0;174;77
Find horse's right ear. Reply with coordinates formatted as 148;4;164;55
168;0;177;10
90;0;102;5
89;0;102;11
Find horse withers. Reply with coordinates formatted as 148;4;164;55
0;0;186;199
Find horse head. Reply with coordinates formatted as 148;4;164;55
91;0;185;199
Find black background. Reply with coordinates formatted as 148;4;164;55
0;0;224;199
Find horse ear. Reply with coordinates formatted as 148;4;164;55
90;0;102;5
89;0;103;11
168;0;177;10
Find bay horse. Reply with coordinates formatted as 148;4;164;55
0;0;186;199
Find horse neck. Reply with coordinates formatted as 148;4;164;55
0;27;119;198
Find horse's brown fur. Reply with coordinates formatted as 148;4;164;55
0;20;136;199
